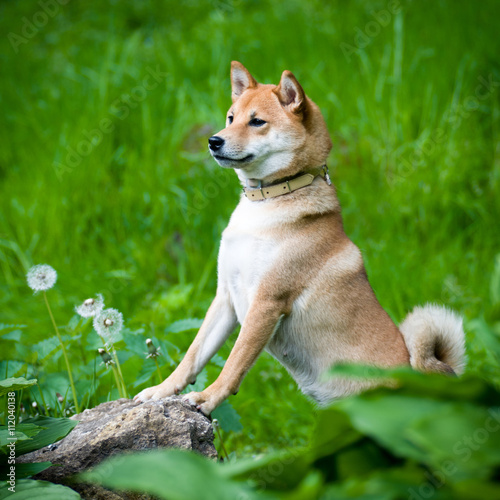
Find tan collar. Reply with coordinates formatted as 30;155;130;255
243;165;332;201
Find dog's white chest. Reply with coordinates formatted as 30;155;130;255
219;200;280;323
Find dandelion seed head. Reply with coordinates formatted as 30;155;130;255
32;401;37;408
98;348;105;354
93;308;123;347
26;264;57;292
146;338;152;345
76;294;104;318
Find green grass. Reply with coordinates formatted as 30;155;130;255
0;0;499;457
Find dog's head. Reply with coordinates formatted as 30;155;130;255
209;61;332;183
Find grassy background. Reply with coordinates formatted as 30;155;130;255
1;0;499;456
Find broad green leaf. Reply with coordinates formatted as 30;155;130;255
222;447;312;490
80;449;263;500
15;417;78;456
32;336;60;361
408;403;500;480
0;361;27;378
312;407;362;461
328;364;497;402
212;400;243;433
0;423;45;454
131;364;157;389
321;465;429;500
282;470;323;500
0;479;80;499
336;393;448;463
166;318;203;334
0;378;37;397
16;461;52;479
0;461;52;480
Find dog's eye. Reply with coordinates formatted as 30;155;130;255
227;115;233;124
249;118;266;127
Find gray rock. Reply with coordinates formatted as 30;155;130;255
19;397;217;499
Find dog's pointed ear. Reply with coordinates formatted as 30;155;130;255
231;61;257;102
273;70;305;114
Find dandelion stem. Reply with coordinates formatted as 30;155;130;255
110;364;124;398
43;291;80;414
111;348;128;398
154;358;163;384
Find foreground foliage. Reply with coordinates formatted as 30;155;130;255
0;378;78;497
81;369;500;499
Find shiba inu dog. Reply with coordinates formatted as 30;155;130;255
135;62;466;415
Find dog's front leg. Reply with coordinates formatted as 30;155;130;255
134;290;237;402
184;297;286;415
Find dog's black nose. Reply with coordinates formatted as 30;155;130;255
208;136;225;151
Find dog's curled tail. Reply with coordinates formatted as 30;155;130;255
399;304;466;375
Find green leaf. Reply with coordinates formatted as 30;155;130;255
0;423;46;454
0;461;52;480
0;330;22;341
408;403;500;480
312;407;362;461
0;324;27;332
321;465;428;500
212;400;243;433
131;364;157;389
453;479;500;499
166;318;203;334
0;479;81;499
15;462;53;479
0;361;27;379
186;369;208;393
210;353;226;368
0;378;37;397
79;449;262;500
222;447;312;491
32;336;60;361
14;417;78;456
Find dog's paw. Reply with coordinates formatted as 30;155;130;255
183;391;217;416
134;380;183;403
133;385;160;403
